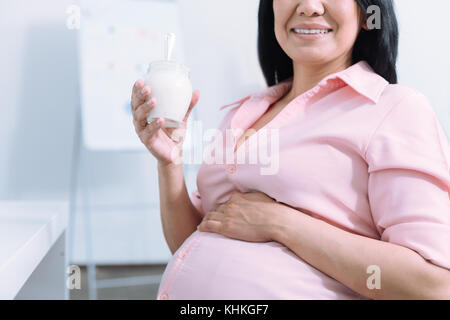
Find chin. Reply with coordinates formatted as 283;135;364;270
290;53;332;65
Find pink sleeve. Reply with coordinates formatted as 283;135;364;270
365;90;450;270
190;189;205;217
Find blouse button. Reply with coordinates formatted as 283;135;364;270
178;249;187;260
159;292;169;300
227;164;236;174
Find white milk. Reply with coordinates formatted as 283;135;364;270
145;60;192;128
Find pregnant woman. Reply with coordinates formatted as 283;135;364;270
131;0;450;299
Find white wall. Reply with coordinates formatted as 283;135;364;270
0;0;448;264
0;0;79;199
395;0;450;137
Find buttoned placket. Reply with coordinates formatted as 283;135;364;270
156;232;205;300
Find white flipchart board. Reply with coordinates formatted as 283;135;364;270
78;0;186;151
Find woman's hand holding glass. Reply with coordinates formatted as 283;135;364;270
131;79;200;166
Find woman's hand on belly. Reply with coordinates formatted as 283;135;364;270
197;191;283;242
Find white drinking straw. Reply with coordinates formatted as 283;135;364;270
165;32;176;61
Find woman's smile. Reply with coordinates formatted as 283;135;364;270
290;22;333;41
290;28;333;40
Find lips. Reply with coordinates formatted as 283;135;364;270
290;28;332;40
291;23;333;31
292;29;331;34
290;23;333;39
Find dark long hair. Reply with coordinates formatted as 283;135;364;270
257;0;399;86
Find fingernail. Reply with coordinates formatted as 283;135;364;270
140;87;147;95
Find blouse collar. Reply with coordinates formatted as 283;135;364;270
220;60;389;111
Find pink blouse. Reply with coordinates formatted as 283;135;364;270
156;60;450;300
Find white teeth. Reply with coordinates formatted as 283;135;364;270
293;29;330;34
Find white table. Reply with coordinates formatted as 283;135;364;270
0;201;69;299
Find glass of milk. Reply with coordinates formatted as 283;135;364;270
144;60;193;128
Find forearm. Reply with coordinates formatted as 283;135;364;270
157;161;202;254
271;206;450;299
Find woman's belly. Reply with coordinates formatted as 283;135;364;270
157;231;367;300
